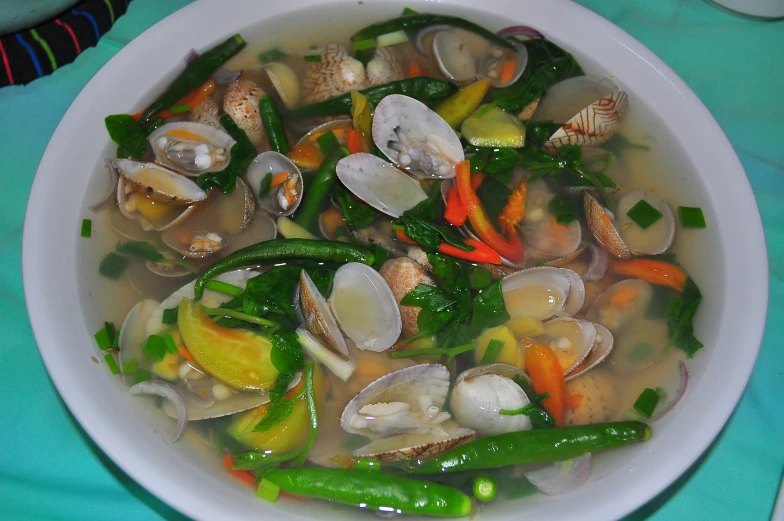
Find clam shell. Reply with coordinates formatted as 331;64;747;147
297;328;357;381
219;211;277;256
119;299;161;384
522;179;582;259
565;371;620;425
585;278;654;332
328;263;402;352
379;258;436;337
478;38;528;88
584;192;632;259
189;97;221;128
615;189;676;255
501;266;584;320
245;151;303;217
304;44;366;104
145;260;193;278
352;424;475;462
263;62;300;109
223;79;265;147
372;94;464;179
366;47;405;87
115;177;201;232
300;269;349;360
541;317;597;375
566;323;614;381
433;30;476;82
113;159;208;206
336;153;427;218
149;122;235;177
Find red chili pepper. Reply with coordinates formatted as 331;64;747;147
439;238;502;264
222;454;257;488
471;171;485;190
444;186;469;227
346;128;364;154
454;160;526;262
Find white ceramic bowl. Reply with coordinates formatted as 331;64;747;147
23;0;768;520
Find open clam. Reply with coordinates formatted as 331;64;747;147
533;76;628;152
502;267;585;320
115;174;201;232
450;364;533;436
372;94;464;179
291;118;353;170
263;61;300;109
335;153;428;218
245;151;303;217
586;279;654;332
299;269;350;359
340;364;475;461
380;258;436;337
149;122;234;177
536;317;612;379
113;159;207;206
433;30;528;87
585;191;675;258
522;179;583;260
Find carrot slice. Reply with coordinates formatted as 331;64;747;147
222;454;257;487
270;172;290;189
525;342;568;425
407;60;424;78
159;79;216;119
610;259;687;293
610;288;639;308
346;128;364;154
499;58;517;85
395;228;419;245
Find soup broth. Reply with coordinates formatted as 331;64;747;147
78;4;714;517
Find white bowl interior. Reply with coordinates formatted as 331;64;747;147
23;1;768;520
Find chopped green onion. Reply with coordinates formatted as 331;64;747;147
169;103;190;114
163;333;178;354
352;37;377;51
258;48;286;64
354;458;381;471
104;354;120;375
135;368;151;384
80;219;92;238
469;267;493;290
201;306;277;327
678;206;706;228
633;388;661;418
98;252;129;279
472;474;498;502
626;200;663;229
316;130;339;154
205;280;244;296
122;358;139;375
162;306;179;325
303;54;321;62
257;478;280;502
143;335;167;363
481;339;504;364
376;30;409;48
94;322;117;350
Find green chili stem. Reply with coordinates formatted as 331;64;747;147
204;280;244;296
201;306;277;327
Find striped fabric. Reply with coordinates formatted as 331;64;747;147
0;0;132;87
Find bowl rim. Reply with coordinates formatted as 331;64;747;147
22;0;769;520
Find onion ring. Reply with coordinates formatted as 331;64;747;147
128;380;188;443
414;24;451;58
88;160;120;213
524;453;592;495
650;361;689;421
583;242;610;281
496;25;544;40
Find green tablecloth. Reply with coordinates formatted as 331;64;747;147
1;1;782;519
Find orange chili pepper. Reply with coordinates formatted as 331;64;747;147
455;160;526;262
395;228;419;245
471;172;485;190
524;342;568;425
158;78;216;119
610;288;640;309
438;238;502;265
610;258;687;293
346;128;364;154
499;58;517;85
498;177;527;233
270;172;290;189
222;454;257;487
444;186;469;227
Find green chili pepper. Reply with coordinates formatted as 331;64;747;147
192;239;374;300
472;474;497;502
294;147;347;229
262;468;473;517
139;34;245;125
408;422;651;474
259;95;290;155
351;13;514;50
287;78;453;118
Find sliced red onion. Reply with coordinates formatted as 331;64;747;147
583;242;610;281
414;24;451;58
213;67;242;85
184;48;199;65
497;25;544;40
88;160;120;212
650;361;689;421
128;380;188;443
524;453;591;495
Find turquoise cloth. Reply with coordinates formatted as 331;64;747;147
1;0;781;519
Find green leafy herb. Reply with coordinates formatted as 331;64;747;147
475;176;513;224
105;114;146;159
632;388;661;418
678;206;706;228
481;339;504;364
253;399;296;433
512;376;555;428
548;195;582;224
464;146;519;182
316;130;340;153
388;342;476;366
142;117;165;136
196;115;257;193
626;200;663;229
80;219;92;238
398;216;471;252
492;39;583;113
116;241;164;262
332;184;378;229
269;371;296;404
471;280;511;332
104;353;120;375
400;284;457;312
143;335;167;363
525;121;562;148
270;330;305;374
162;307;179;325
303;54;322;62
469;267;493;290
202;306;278;328
665;277;703;357
162;333;178;354
98;252;129;279
259;48;286;63
258;173;273;198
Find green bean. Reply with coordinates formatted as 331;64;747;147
351;13;514;50
139;34;245;125
192;239;374;300
286;77;453;118
408;421;651;474
294;147;347;229
259;95;290;155
263;468;473;517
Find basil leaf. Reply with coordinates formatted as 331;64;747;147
400;284;457;312
471;279;511;332
196;115;256;193
333;184;378;229
116;241;165;262
548;196;583;224
269;371;295;403
252;399;295;432
270;330;305;374
105;114;146;159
